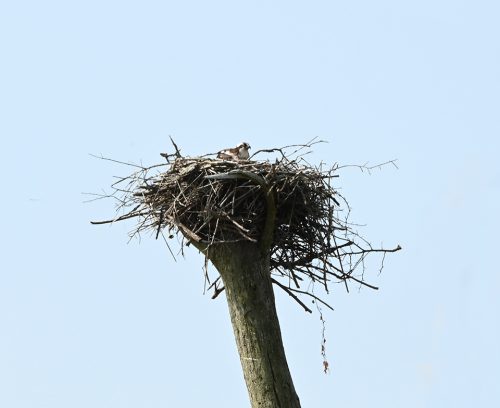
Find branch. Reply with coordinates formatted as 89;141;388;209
271;278;312;313
336;159;399;174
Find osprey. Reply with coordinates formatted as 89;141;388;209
217;142;251;161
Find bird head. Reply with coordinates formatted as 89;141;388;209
238;142;251;150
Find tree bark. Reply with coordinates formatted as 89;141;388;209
209;242;301;408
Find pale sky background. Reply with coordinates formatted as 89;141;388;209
1;1;499;407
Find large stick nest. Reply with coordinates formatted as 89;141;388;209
91;140;400;312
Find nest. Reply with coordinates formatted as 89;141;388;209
91;141;400;312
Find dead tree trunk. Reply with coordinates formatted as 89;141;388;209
209;242;301;408
92;147;401;407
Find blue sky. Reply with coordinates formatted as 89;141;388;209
1;1;499;407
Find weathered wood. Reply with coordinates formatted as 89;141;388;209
209;242;301;408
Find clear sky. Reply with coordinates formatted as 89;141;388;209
1;1;499;407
